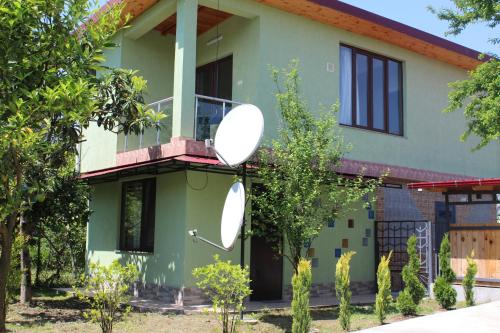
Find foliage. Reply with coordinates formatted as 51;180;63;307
252;61;383;272
335;251;355;331
463;250;478;306
429;0;499;149
75;260;138;333
0;0;164;328
192;255;251;333
429;0;499;40
397;235;426;316
375;251;392;324
396;290;417;316
433;234;457;309
444;59;499;150
6;236;23;302
291;258;312;333
26;172;91;286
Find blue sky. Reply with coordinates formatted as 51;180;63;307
341;0;497;54
97;0;497;53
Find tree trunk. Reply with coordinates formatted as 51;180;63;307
0;216;15;333
34;235;41;287
19;215;32;305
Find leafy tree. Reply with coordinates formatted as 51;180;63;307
0;0;163;329
252;62;382;272
27;172;91;286
375;251;392;324
397;235;426;315
433;234;457;309
463;250;478;306
429;0;499;149
75;260;139;333
335;251;355;331
193;255;251;333
291;258;312;333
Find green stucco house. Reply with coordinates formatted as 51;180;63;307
80;0;499;305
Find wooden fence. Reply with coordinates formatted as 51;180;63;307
450;225;500;284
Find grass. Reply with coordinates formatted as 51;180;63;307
5;289;465;333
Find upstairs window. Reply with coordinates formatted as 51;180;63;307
120;178;156;252
339;45;403;135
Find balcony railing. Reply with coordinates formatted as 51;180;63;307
119;94;242;152
120;97;173;152
195;94;242;141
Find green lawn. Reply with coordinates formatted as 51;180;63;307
6;290;464;332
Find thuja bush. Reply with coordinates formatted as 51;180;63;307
75;260;139;333
193;255;251;333
397;235;426;316
335;251;355;331
463;250;477;307
375;252;392;324
292;258;312;333
433;234;457;309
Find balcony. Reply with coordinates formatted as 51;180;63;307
119;95;241;152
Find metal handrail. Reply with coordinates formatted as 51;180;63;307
123;97;174;152
122;94;243;151
194;94;242;141
195;94;243;105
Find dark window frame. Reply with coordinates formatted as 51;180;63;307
340;44;404;136
119;178;156;253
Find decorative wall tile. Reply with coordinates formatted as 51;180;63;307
312;258;319;268
342;238;349;248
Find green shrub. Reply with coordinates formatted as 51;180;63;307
75;260;138;333
193;255;251;333
397;235;426;316
433;234;456;309
397;289;417;316
292;258;312;333
335;251;355;332
462;250;477;307
375;252;392;324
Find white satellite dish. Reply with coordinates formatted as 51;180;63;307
214;104;264;167
220;181;245;249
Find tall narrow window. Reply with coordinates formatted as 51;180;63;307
356;54;369;127
372;58;385;130
388;60;402;135
120;178;156;252
339;46;352;125
339;44;403;135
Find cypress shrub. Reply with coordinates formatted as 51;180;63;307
335;251;355;331
375;251;392;324
397;235;426;316
463;250;477;307
433;234;457;309
292;258;312;333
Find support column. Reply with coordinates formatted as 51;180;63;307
172;0;198;139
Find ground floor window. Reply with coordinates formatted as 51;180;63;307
119;178;156;252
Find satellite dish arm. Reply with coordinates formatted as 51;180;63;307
188;229;232;252
205;139;234;168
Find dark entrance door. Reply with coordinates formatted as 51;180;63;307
250;234;283;301
195;56;233;140
195;55;233;99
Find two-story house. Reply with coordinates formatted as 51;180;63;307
80;0;499;305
